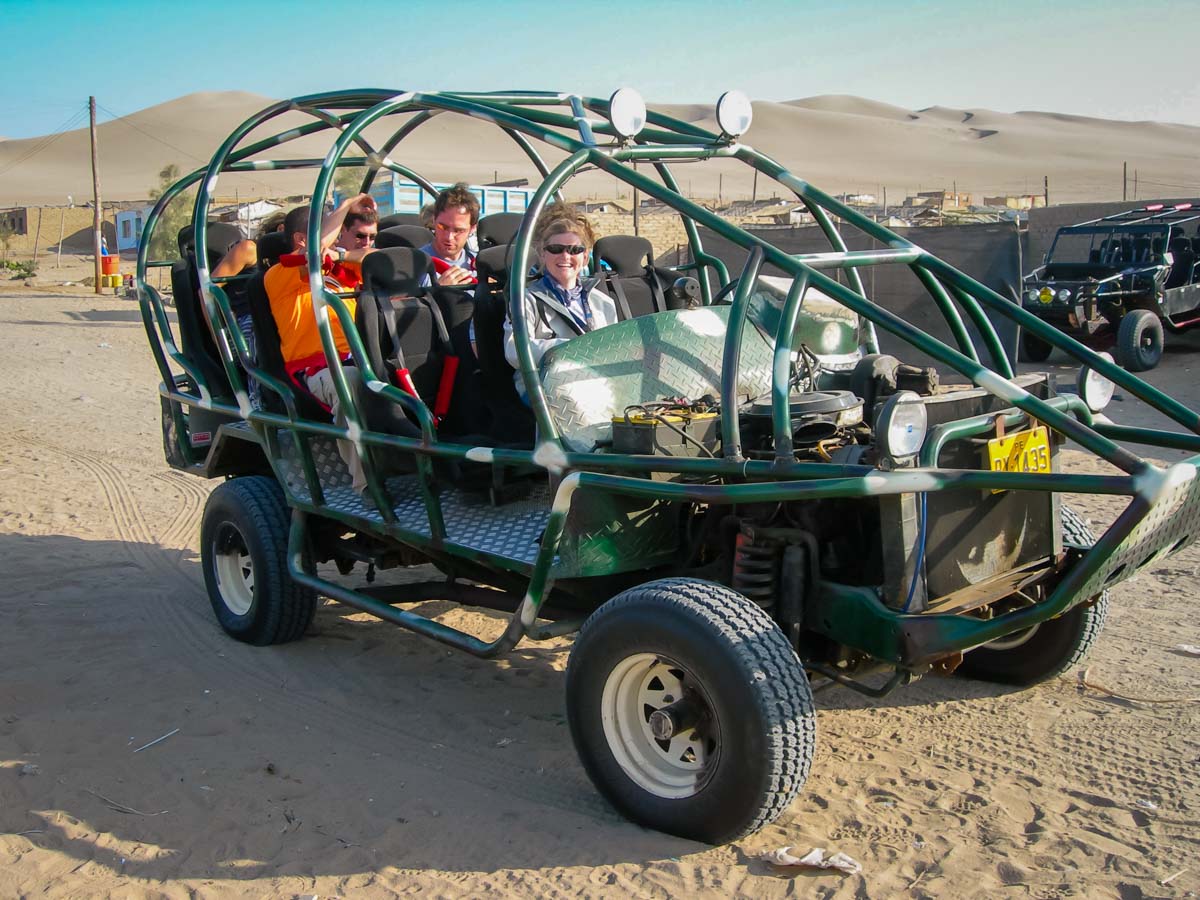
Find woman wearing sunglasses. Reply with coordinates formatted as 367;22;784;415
503;203;618;390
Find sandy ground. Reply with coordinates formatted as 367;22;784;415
1;284;1198;898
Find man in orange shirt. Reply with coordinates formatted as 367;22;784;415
264;193;377;406
264;193;377;490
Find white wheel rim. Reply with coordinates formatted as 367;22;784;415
981;593;1039;651
600;653;717;799
212;524;255;616
983;624;1039;651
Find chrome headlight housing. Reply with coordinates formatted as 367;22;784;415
1056;288;1071;302
1077;351;1116;413
876;391;928;463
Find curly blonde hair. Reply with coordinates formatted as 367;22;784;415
533;202;597;252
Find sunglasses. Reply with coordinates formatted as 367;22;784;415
354;231;376;241
544;243;587;256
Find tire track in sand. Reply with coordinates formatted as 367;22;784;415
11;434;615;822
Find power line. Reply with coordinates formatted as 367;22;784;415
1133;177;1200;192
0;104;88;178
96;102;274;194
96;102;209;165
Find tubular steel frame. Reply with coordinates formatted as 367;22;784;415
138;89;1200;664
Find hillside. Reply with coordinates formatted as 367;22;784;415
0;90;1197;205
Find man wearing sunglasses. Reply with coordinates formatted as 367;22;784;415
504;203;617;396
336;209;378;252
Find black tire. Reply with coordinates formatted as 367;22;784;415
200;476;316;645
565;578;815;844
1020;329;1054;363
957;506;1108;685
1115;309;1164;371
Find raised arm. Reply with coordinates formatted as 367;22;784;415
320;193;377;252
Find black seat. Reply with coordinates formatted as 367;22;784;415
1166;238;1195;288
257;231;292;269
378;212;426;231
593;234;673;320
376;224;433;252
243;266;330;420
172;222;248;400
476;212;524;249
473;244;535;445
171;260;234;399
178;222;243;266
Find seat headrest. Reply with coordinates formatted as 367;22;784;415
178;222;245;265
476;212;524;248
376;224;433;250
378;212;426;231
361;247;430;295
476;242;536;283
257;231;293;268
594;235;653;276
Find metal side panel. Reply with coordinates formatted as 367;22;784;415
540;306;775;452
1075;463;1200;600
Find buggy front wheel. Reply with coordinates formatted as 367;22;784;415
1020;329;1054;362
957;506;1108;685
565;578;815;844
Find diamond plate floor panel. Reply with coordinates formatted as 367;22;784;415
276;431;551;565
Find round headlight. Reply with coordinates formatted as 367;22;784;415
715;90;753;137
607;88;647;139
1056;288;1071;302
1038;287;1054;304
1077;351;1116;413
1026;289;1039;303
876;391;928;462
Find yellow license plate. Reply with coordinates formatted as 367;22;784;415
986;425;1051;491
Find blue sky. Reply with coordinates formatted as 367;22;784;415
1;0;1198;139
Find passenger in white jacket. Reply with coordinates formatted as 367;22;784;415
504;204;618;397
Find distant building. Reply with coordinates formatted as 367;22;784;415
115;206;150;252
581;200;628;214
336;177;534;218
983;194;1046;210
903;190;973;210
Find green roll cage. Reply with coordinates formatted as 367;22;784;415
137;89;1200;666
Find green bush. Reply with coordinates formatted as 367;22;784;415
4;260;37;279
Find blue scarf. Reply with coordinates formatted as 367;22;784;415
541;274;593;332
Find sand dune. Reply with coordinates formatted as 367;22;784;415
0;90;1197;206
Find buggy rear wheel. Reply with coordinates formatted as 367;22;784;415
957;506;1108;685
201;476;316;645
1116;309;1164;371
565;578;815;844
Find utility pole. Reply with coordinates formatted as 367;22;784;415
752;168;758;203
57;206;65;268
31;208;42;264
89;96;103;294
1134;170;1138;200
1044;175;1049;208
1123;161;1128;201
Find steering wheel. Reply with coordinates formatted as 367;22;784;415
712;279;740;305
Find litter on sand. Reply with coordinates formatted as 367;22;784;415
759;846;863;876
1175;644;1200;657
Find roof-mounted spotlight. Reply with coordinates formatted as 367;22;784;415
607;88;647;139
715;90;753;138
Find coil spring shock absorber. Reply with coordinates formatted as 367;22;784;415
732;525;780;611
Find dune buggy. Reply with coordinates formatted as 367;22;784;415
1021;203;1200;370
138;89;1200;844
